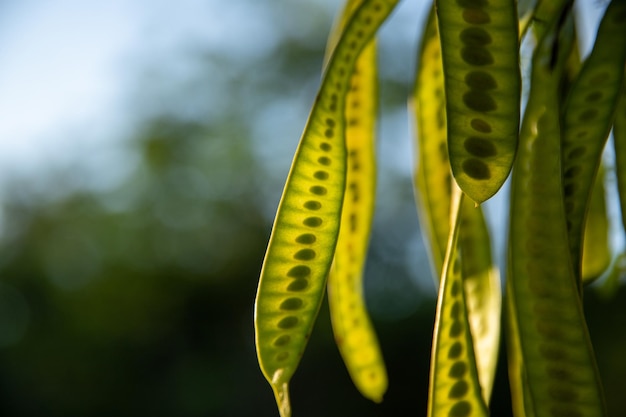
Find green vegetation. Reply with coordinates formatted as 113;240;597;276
255;1;626;416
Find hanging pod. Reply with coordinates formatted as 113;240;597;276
559;0;626;285
614;75;626;236
324;0;388;404
427;187;489;417
506;6;607;416
412;5;501;403
435;0;521;204
253;1;398;416
412;6;452;277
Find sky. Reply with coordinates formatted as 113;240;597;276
0;0;604;176
0;0;318;182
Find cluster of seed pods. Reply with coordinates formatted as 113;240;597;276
506;5;606;416
412;7;501;407
254;0;626;415
253;1;398;416
435;0;520;204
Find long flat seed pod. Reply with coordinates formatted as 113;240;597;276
581;164;611;283
458;197;501;402
412;6;451;277
325;0;387;403
560;0;626;285
427;187;489;417
615;76;626;235
412;6;501;403
435;0;521;204
254;2;398;416
506;12;607;416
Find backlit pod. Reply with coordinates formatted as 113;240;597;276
435;0;521;204
254;2;398;416
507;14;606;417
412;6;451;276
560;0;626;285
325;0;387;403
428;187;489;417
457;197;501;403
412;7;501;403
581;164;611;283
614;76;626;235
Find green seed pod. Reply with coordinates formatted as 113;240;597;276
458;197;501;402
614;75;626;236
435;0;521;204
506;10;607;416
254;2;398;416
560;0;626;285
412;6;451;277
325;0;387;403
412;7;501;403
428;187;489;417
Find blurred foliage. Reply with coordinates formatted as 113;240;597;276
0;1;624;416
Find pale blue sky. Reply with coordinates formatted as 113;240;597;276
0;1;603;179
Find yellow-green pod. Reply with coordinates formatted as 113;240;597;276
411;7;501;403
581;164;611;283
254;2;398;416
325;0;387;404
560;0;626;283
615;75;626;235
458;197;501;402
428;187;489;417
435;0;521;204
412;6;451;277
507;11;606;416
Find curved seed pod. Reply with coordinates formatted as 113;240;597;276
458;197;501;402
325;0;387;403
254;2;398;416
428;187;489;417
411;7;501;402
435;0;521;204
560;0;626;285
412;6;451;277
615;76;626;235
581;164;611;283
507;14;607;416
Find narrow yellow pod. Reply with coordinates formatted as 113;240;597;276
254;2;398;416
428;187;489;417
458;197;501;403
325;0;387;404
412;6;451;277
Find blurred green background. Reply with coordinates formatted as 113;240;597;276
0;1;624;416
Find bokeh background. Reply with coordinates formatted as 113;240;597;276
0;1;624;416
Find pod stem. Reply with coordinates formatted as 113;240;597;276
272;382;291;417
